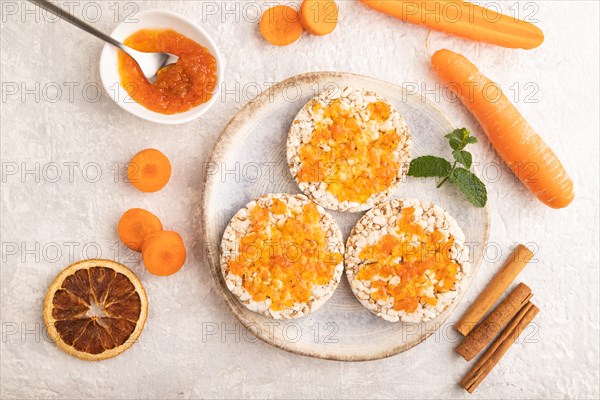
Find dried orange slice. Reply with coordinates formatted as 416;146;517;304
43;259;148;361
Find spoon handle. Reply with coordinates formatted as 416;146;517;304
28;0;130;53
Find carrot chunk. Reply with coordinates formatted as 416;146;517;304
127;148;172;193
431;49;574;208
300;0;338;36
117;208;163;251
260;5;304;46
141;231;186;276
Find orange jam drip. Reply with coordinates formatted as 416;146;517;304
227;199;342;311
118;29;217;114
297;100;401;203
356;207;459;313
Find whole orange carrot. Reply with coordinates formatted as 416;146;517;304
431;49;574;208
361;0;544;49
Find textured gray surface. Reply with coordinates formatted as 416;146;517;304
1;1;598;399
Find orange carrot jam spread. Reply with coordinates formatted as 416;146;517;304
356;207;459;313
297;99;401;203
118;29;217;114
227;200;342;311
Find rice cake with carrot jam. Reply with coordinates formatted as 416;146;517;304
287;87;411;212
345;198;471;323
220;193;344;319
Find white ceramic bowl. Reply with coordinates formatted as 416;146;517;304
99;10;224;124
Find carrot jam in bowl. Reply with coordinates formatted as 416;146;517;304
99;10;223;124
118;29;218;115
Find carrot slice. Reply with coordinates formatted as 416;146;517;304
117;208;163;251
260;5;304;46
300;0;338;36
141;231;186;276
431;49;574;208
360;0;544;49
127;148;172;193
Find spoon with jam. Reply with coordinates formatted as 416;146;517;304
28;0;178;83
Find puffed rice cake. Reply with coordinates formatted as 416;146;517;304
287;86;411;212
220;193;344;319
345;198;470;323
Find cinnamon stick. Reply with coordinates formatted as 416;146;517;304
456;283;532;361
455;244;534;335
460;301;539;393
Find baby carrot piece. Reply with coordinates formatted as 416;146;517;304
431;49;574;209
127;148;172;193
300;0;338;36
141;230;186;276
360;0;544;49
260;5;304;46
118;208;163;251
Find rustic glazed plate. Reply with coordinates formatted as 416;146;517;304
201;72;490;361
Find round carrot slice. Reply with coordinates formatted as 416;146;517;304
43;259;148;361
260;5;304;46
117;208;163;252
300;0;338;36
141;231;186;276
127;148;172;193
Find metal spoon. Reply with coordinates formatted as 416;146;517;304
28;0;179;83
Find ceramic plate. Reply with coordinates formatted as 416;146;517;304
201;72;490;361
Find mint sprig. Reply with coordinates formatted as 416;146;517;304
407;128;487;208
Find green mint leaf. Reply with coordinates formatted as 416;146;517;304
452;150;473;168
449;168;487;207
448;137;462;151
448;136;465;151
414;128;486;207
444;128;468;141
408;156;452;178
445;128;470;150
445;128;474;151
